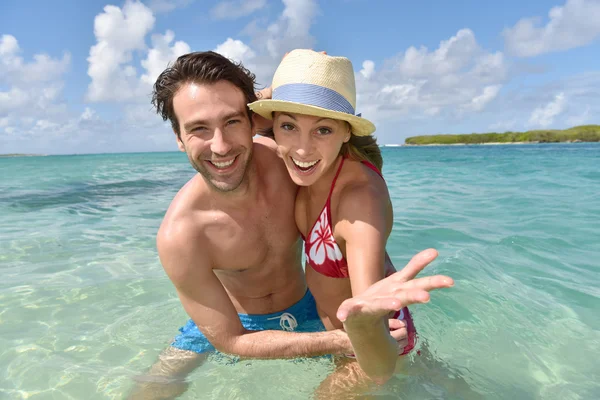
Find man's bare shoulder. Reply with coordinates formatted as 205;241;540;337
253;135;278;153
157;177;210;283
252;137;296;189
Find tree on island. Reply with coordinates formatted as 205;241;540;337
404;125;600;145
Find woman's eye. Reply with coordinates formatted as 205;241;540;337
316;127;332;135
281;123;295;131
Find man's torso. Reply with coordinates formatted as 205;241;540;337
162;141;306;315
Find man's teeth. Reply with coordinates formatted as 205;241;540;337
292;158;319;168
212;158;235;168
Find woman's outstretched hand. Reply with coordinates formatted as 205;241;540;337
337;249;454;326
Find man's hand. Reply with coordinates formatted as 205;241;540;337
389;318;408;348
255;86;272;100
337;249;453;326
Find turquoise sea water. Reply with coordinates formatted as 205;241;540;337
1;143;599;399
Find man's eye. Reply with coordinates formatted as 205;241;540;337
227;119;240;125
191;126;207;132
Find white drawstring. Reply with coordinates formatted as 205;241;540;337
267;312;298;331
398;308;405;320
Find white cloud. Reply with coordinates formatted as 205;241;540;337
463;85;502;112
378;82;424;107
86;1;191;104
231;0;319;85
147;0;194;13
214;38;256;64
1;8;185;155
86;0;156;102
80;107;98;122
211;0;267;20
0;35;95;153
355;29;507;123
141;30;191;85
0;34;21;74
395;29;479;78
263;0;318;59
479;70;600;134
0;87;29;113
504;0;600;57
360;60;375;79
528;93;567;127
206;0;319;87
0;34;19;55
0;34;70;85
0;34;70;124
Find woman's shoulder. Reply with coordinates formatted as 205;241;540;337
339;159;387;192
334;159;390;214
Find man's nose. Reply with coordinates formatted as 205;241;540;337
210;128;232;156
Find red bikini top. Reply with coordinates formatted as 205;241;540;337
300;157;387;278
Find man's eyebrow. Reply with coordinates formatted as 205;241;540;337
182;111;245;131
223;111;245;121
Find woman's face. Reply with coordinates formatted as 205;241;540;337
273;112;350;186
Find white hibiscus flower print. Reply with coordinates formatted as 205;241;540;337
307;209;343;265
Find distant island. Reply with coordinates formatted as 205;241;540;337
404;125;600;145
0;153;46;158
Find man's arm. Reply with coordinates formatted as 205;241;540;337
158;223;351;359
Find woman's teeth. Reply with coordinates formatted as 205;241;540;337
292;158;319;169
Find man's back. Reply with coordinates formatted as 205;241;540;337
158;138;305;315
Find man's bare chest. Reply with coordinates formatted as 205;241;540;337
205;205;297;270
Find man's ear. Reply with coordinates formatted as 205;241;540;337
174;130;185;152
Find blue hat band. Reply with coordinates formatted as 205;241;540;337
272;83;356;115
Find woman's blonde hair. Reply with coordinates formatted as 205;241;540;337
340;128;383;172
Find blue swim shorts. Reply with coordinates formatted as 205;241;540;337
171;289;326;354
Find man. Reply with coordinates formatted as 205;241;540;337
128;51;451;399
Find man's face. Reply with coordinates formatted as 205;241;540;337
173;81;255;192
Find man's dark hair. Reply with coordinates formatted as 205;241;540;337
152;51;258;137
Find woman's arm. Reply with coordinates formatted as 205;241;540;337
335;179;399;383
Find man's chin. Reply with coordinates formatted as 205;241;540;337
190;151;252;192
200;165;247;193
208;178;244;192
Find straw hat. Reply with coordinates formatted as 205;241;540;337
248;49;375;136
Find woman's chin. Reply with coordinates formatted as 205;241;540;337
290;174;313;186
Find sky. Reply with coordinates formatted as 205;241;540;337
1;0;599;154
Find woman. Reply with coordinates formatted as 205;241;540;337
249;49;453;388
